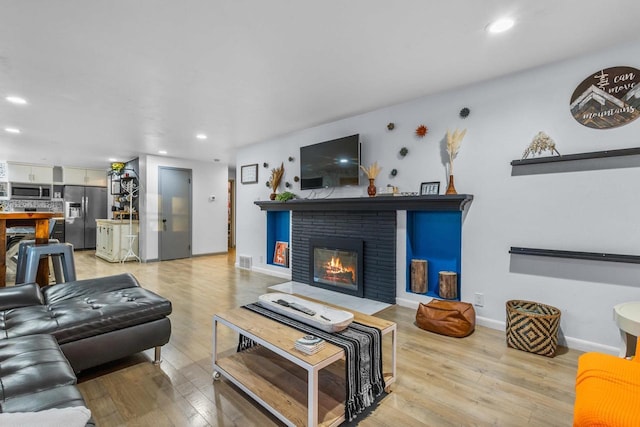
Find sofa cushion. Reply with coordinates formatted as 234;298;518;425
0;386;88;414
48;287;172;344
0;284;44;311
0;406;91;427
0;335;76;403
0;306;58;340
42;272;140;304
0;287;172;344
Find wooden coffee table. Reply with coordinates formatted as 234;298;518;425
212;302;396;427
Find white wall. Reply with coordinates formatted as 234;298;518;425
236;39;640;353
139;155;228;261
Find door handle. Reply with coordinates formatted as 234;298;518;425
162;219;167;223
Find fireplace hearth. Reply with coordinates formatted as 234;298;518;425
309;238;364;297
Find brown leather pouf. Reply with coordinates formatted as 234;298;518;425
415;299;476;338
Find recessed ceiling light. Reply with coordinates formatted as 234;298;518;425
5;96;27;105
196;133;207;140
4;127;21;134
158;150;167;155
487;17;515;34
108;158;118;162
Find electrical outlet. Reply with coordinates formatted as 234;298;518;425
259;255;263;263
474;292;484;307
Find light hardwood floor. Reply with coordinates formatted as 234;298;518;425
70;250;580;426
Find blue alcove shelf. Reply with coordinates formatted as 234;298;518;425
407;211;462;299
266;211;290;267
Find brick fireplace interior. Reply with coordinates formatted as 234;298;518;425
291;210;396;304
310;237;364;297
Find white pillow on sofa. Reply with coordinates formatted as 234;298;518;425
0;406;91;427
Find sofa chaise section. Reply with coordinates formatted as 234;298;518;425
0;273;172;372
0;334;91;425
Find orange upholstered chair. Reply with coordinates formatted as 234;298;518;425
574;338;640;426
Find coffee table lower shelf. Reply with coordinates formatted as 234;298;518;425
216;346;346;427
212;308;396;427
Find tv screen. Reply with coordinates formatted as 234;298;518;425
300;134;360;190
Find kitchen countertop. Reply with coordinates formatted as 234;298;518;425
96;218;139;223
0;212;58;219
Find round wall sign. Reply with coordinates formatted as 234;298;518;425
570;66;640;129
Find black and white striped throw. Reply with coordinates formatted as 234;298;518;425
238;303;385;422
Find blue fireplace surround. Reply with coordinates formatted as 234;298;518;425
256;195;473;304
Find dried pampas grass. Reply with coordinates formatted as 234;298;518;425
360;162;381;179
446;128;467;174
270;162;285;192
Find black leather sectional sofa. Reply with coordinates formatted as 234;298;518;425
0;273;172;419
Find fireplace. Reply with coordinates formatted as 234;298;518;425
309;238;364;297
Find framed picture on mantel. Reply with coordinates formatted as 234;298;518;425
420;181;440;195
241;163;258;184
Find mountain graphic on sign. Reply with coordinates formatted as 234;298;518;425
570;84;638;129
624;85;640;109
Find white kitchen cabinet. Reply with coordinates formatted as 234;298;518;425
84;168;107;186
64;167;107;186
95;219;139;262
7;162;53;183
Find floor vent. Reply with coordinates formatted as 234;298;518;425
238;255;252;270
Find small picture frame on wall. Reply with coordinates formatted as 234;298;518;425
420;181;440;195
273;241;289;267
110;178;122;195
241;163;259;184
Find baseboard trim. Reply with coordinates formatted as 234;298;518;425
193;251;227;257
395;296;434;309
475;316;504;330
248;265;292;280
563;337;619;355
396;298;619;355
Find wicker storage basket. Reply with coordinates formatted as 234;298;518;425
506;300;561;357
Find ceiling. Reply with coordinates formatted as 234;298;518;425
1;1;639;170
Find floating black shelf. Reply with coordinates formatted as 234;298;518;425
255;194;473;212
510;146;640;167
509;247;640;264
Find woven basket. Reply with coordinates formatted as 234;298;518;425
506;300;561;357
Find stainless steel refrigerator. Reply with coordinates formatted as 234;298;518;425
64;185;107;249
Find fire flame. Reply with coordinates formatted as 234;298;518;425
322;256;355;284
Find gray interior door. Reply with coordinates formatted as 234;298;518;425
159;167;192;260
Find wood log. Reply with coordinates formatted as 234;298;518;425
410;259;427;293
439;271;458;299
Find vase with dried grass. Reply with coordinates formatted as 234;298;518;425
445;129;467;195
360;162;381;197
269;162;285;200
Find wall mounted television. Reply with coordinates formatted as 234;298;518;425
299;134;361;190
